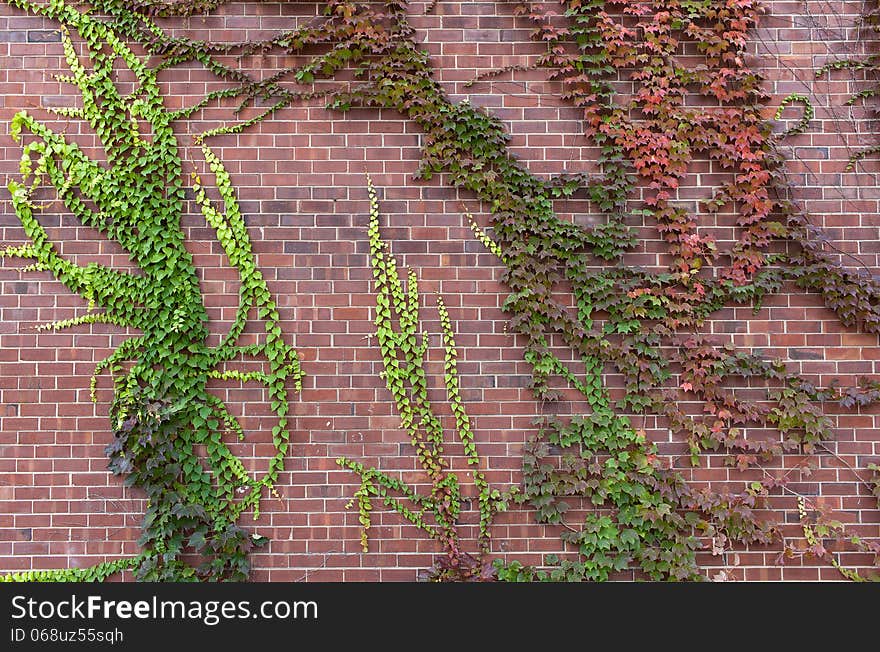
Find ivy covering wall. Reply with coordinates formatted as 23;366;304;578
0;0;878;581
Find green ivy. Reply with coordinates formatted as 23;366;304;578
336;177;512;581
774;93;815;139
0;0;301;581
0;557;142;583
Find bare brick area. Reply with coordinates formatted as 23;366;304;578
0;1;878;581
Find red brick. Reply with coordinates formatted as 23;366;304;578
0;0;879;583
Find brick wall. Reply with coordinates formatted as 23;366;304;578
0;1;878;581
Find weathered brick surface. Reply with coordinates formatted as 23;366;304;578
1;1;879;581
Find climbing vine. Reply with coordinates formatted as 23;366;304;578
816;0;880;169
785;495;878;582
0;0;302;581
2;0;879;580
336;178;511;581
0;557;142;583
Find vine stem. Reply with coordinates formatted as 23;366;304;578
816;442;876;494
